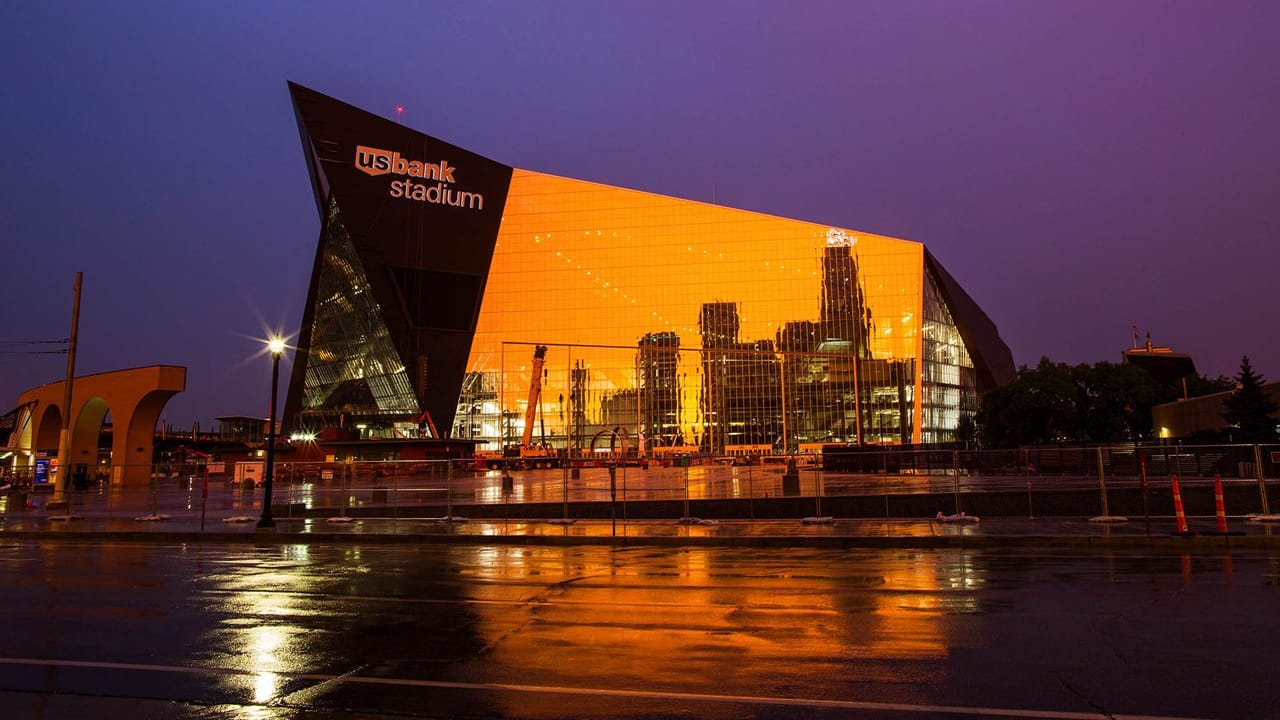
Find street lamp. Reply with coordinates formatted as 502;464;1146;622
258;337;286;529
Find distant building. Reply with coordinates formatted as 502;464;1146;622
1122;340;1196;394
638;332;681;448
283;82;1016;453
1153;382;1280;439
213;415;270;443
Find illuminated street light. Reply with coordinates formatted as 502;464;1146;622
258;337;286;529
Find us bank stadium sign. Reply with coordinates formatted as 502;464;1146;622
354;145;485;210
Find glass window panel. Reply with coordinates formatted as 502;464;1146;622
299;199;421;432
465;171;937;451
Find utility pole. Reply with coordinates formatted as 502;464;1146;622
51;272;82;507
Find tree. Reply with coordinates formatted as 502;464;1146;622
1184;372;1235;398
1223;356;1279;442
977;358;1083;447
977;358;1167;448
955;412;979;448
1083;361;1165;441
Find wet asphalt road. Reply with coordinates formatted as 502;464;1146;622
1;541;1277;720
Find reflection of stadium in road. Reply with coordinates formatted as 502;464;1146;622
9;542;1271;718
465;544;954;702
198;544;959;709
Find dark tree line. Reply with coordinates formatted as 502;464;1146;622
974;357;1243;448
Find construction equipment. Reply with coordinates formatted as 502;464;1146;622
476;345;560;470
509;345;559;468
521;345;548;450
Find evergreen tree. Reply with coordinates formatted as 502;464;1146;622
1223;356;1279;442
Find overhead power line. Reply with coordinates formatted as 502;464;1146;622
0;339;70;345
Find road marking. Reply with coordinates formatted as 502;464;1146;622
0;656;1204;720
198;587;844;614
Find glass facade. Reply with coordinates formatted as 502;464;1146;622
285;82;1012;449
299;199;423;435
920;266;977;443
456;170;975;452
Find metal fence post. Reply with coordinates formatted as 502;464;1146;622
1140;453;1150;535
200;462;208;532
1097;447;1110;518
388;467;397;531
1255;444;1270;515
883;469;891;519
952;450;961;515
385;465;395;528
340;463;350;518
446;459;454;520
683;464;690;520
1087;446;1127;524
814;466;823;519
549;459;574;527
1025;471;1034;519
609;463;617;537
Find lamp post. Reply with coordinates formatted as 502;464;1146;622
258;337;286;529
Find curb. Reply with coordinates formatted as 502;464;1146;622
2;529;1277;550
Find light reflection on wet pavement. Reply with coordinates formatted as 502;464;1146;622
5;514;1280;545
1;541;1278;719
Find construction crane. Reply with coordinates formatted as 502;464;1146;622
521;345;548;449
483;345;559;470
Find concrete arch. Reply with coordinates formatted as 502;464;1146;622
14;366;186;486
70;396;109;463
35;404;61;451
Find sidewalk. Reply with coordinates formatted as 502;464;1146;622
3;510;1279;548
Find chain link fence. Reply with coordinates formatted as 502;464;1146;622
2;443;1276;525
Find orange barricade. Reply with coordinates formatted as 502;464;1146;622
1171;474;1191;535
1213;474;1228;534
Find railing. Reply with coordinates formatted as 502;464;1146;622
2;443;1275;525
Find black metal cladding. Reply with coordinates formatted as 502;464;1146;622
923;250;1016;393
284;82;514;434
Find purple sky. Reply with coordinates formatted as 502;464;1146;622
2;1;1278;428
